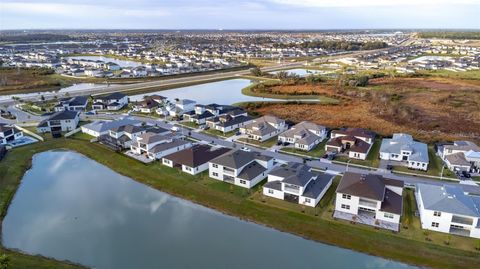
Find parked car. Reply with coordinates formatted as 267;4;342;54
461;171;471;178
235;131;241;136
386;165;393;171
282;142;290;146
277;141;283;146
240;147;251;152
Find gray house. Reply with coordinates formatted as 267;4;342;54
379;133;429;171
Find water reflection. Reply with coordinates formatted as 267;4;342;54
2;151;416;269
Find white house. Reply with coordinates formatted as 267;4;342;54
92;92;129;111
240;115;287;142
162;145;230;175
440;141;480;173
81;118;142;138
0;123;24;145
167;99;196;117
325;128;376;160
416;184;480;239
130;132;192;160
334;172;404;231
379;133;429;171
263;163;334;207
37;110;80;133
278;121;327;151
209;150;274;189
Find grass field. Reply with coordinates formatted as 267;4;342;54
1;139;480;269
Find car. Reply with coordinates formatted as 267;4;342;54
235;131;241;136
171;126;179;132
240;147;251;152
85;110;97;115
277;141;283;146
461;171;471;178
282;142;290;146
386;165;393;171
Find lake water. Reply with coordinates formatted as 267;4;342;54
130;79;283;104
0;83;109;102
65;56;142;67
2;151;416;269
270;68;327;77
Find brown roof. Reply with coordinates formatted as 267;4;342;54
332;128;375;140
381;188;403;215
337;172;386;201
163;145;230;167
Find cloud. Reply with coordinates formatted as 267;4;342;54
269;0;478;8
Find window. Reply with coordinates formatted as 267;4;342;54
268;189;274;194
239;180;247;184
431;222;439;228
212;172;219;177
384;213;394;219
212;164;218;168
304;198;311;203
433;211;441;217
341;204;350;210
342;194;351;200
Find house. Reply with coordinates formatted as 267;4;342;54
206;112;252;133
278;121;327;151
334;172;404;231
162;145;230;175
239;115;287;142
167;99;196;117
325;128;376;160
132;96;165;114
99;125;169;150
37;110;80;134
0;123;23;145
54;96;89;112
209;150;275;189
439;141;480;173
263;163;334;207
81;118;142;137
415;184;480;239
92;92;129;111
379;133;429;171
130;132;192;160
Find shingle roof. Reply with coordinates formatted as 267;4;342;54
336;172;403;201
210;150;272;169
417;184;480;217
163;145;230;167
47;110;80;121
237;161;267;181
302;174;334;199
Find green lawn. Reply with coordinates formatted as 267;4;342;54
473;176;480;182
1;139;480;269
333;138;382;168
68;132;95;141
280;139;328;158
393;146;457;179
237;136;279;149
202;128;237;138
180;121;199;129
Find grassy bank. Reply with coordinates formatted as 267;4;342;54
241;83;340;103
2;139;480;269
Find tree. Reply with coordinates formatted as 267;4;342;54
249;67;262;77
0;254;10;269
356;76;369;87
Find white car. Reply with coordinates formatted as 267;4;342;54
240;147;251;152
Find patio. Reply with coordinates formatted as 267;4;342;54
333;210;400;232
124;150;154;164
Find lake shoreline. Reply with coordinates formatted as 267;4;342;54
1;139;479;269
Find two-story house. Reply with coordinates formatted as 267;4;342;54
130;132;192;160
0;123;24;145
206;109;252;133
278;121;327;151
239;115;287;142
209;150;274;189
416;183;480;239
325;128;376;160
37;110;80;134
379;133;429;171
334;172;404;231
162;145;230;175
54;96;89;112
263;163;334;207
92;92;129;111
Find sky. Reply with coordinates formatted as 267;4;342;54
1;0;479;30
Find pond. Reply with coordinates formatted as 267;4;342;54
2;151;417;269
65;56;143;67
270;68;332;77
129;78;308;104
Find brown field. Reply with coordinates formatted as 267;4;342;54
245;77;480;143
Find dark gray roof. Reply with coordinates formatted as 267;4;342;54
264;180;282;191
163;145;230;167
381;189;403;215
47;110;80;121
270;164;316;187
237;161;267;181
95;92;126;100
110;124;145;134
302;174;334;199
210;150;272;169
149;139;191;154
